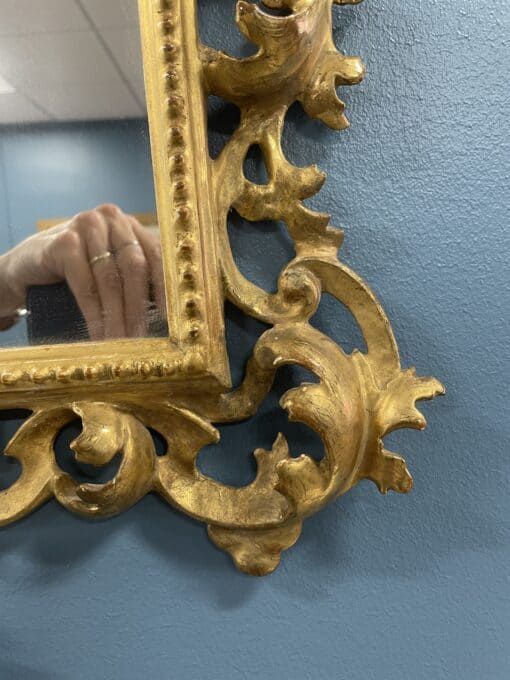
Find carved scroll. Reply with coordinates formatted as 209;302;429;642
0;0;443;576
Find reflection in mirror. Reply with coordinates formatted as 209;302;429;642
0;0;166;347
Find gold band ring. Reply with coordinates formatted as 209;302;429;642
89;251;113;267
115;240;141;254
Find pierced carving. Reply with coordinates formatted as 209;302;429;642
0;0;443;575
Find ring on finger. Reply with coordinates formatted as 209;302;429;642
89;251;114;267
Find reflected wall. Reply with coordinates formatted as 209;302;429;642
0;119;156;346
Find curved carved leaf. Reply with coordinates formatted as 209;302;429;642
207;434;302;576
204;255;443;526
354;360;445;494
300;51;365;130
375;369;445;435
0;408;71;525
54;403;156;518
203;0;364;122
155;412;295;529
232;120;343;257
206;1;367;313
208;518;303;576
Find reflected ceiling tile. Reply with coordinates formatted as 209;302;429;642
100;27;145;93
79;0;139;28
0;93;52;124
0;31;120;89
29;80;144;121
0;0;88;35
0;74;16;94
133;78;148;111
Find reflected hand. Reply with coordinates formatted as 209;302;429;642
0;204;165;340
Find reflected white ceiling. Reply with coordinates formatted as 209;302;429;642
0;0;146;125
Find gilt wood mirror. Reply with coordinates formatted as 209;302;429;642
0;0;443;576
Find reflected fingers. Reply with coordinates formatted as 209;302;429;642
80;209;126;339
131;218;166;322
110;219;150;338
56;230;104;341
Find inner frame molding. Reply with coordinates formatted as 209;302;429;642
0;0;444;576
0;0;229;394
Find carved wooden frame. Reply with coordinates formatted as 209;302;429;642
0;0;443;576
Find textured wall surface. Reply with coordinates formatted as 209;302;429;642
0;1;509;678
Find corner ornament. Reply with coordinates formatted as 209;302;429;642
0;0;444;576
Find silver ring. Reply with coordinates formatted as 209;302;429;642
89;251;113;267
115;240;141;255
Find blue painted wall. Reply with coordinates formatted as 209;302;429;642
0;1;509;678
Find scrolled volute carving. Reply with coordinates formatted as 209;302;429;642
0;0;443;576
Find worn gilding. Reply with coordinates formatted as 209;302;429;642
0;0;443;576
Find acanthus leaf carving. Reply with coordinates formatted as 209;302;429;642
0;0;443;576
53;403;156;518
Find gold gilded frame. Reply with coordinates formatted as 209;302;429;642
0;0;443;576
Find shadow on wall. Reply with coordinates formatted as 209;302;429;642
0;447;505;609
0;269;506;607
0;657;60;680
0;339;505;609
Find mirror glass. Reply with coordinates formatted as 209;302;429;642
0;0;166;348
